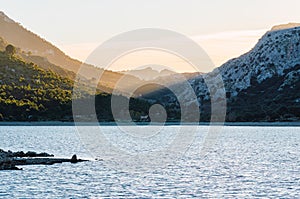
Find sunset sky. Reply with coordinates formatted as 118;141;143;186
1;0;300;72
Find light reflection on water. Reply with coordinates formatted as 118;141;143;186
0;126;299;198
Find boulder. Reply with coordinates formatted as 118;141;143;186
0;159;21;170
70;154;78;163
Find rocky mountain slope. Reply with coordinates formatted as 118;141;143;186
1;10;299;122
143;24;300;122
215;24;300;97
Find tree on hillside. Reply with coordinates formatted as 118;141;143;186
5;44;16;55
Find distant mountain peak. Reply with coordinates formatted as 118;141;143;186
271;23;300;31
120;66;176;81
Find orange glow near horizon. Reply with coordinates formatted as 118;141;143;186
106;50;208;73
58;29;267;73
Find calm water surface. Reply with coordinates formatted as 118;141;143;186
0;126;299;198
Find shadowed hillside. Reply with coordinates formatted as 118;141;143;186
0;49;150;121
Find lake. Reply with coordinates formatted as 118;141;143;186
0;125;299;198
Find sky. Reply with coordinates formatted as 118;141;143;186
1;0;300;72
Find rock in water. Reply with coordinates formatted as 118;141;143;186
0;159;22;170
0;149;88;170
70;154;78;163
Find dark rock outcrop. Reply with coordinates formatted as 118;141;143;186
0;159;22;170
0;149;88;170
7;150;54;158
70;154;78;163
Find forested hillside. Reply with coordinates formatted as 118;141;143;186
0;49;150;121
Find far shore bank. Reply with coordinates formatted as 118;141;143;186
0;121;300;126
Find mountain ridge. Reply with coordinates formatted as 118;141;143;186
120;67;176;80
0;49;150;121
0;11;148;95
0;11;82;72
142;24;300;122
271;23;300;31
1;10;299;122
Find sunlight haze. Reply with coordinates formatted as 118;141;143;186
1;0;300;72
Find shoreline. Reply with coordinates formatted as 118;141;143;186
0;121;300;126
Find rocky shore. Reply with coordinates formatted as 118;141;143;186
0;149;88;170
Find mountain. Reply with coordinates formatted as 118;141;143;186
142;24;300;122
219;24;300;121
0;50;150;121
121;67;176;80
0;11;145;94
2;10;298;122
0;11;206;98
217;24;300;96
0;11;185;122
271;23;300;31
0;11;82;73
0;50;74;121
0;36;76;80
